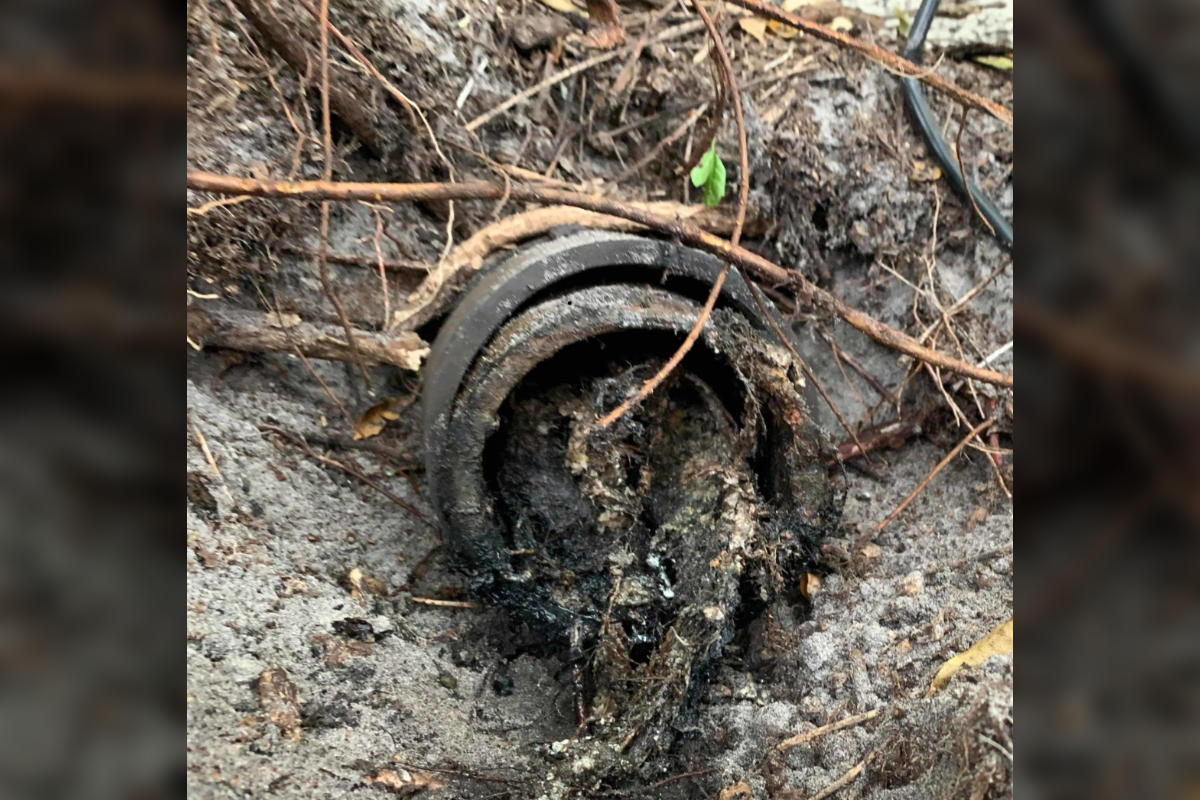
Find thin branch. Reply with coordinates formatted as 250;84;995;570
297;0;457;259
871;416;992;536
954;105;995;236
780;708;880;751
259;424;435;527
725;0;1012;128
597;0;748;428
464;20;706;131
809;752;873;800
185;171;1016;389
315;0;371;389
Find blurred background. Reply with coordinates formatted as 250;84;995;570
0;1;180;798
0;0;1197;797
1018;0;1200;797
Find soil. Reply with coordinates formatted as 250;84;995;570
186;0;1013;797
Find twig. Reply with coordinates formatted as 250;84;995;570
315;0;371;390
259;424;435;526
292;345;354;430
597;0;749;428
725;0;1012;128
615;104;706;182
219;0;308;145
465;20;706;131
818;328;892;400
410;597;478;608
809;751;873;800
954;105;995;236
370;208;391;329
779;708;880;751
187;304;428;370
187;195;252;217
192;423;236;507
468;50;621;132
871;416;992;536
280;244;429;273
185;171;1016;389
832;416;923;465
226;0;383;154
297;0;457;259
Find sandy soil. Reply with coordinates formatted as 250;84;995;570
187;0;1012;796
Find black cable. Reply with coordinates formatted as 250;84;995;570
901;0;1013;250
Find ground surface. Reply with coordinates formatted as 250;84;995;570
187;0;1013;796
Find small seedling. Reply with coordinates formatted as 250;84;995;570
689;139;727;207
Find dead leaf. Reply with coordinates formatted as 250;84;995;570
830;15;853;32
929;617;1013;694
738;16;768;46
799;572;822;601
257;668;302;740
861;543;882;559
718;781;752;800
534;0;585;18
365;768;445;795
354;397;409;440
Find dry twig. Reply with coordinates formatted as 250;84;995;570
726;0;1012;127
226;0;383;154
808;751;873;800
780;708;880;751
260;424;434;526
597;0;747;428
464;21;706;132
314;0;372;389
872;416;992;536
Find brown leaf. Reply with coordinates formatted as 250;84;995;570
354;397;409;441
738;16;768;46
257;668;301;740
799;572;822;601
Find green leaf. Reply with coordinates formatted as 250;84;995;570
690;143;716;188
973;54;1013;71
894;8;911;39
703;150;727;207
691;140;727;207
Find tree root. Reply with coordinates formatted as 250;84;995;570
186;170;1014;389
